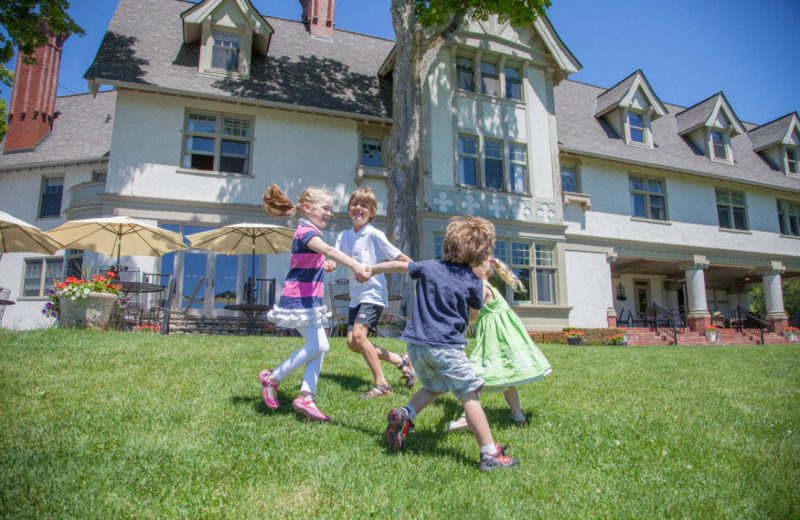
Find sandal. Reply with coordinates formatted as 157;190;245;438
358;384;393;399
511;414;527;426
444;413;468;433
397;353;417;388
292;395;330;422
258;369;279;410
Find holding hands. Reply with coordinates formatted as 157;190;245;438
354;265;373;283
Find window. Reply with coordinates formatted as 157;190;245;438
39;177;63;218
434;235;444;260
212;32;240;72
716;189;748;230
711;130;728;161
361;136;383;168
561;166;577;193
777;200;800;236
491;240;556;305
64;249;84;279
509;144;527;193
22;257;63;297
629;175;667;221
484;139;503;190
456;57;474;92
504;66;522;101
92;171;107;182
628;111;646;144
458;135;478;186
787;148;799;175
182;111;252;175
480;61;498;96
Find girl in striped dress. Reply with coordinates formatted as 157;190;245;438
259;184;366;421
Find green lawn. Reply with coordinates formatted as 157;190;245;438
1;329;798;519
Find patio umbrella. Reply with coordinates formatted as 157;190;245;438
44;216;188;269
185;223;294;297
0;210;63;254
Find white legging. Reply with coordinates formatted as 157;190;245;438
271;325;330;395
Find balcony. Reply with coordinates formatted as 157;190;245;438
64;180;105;219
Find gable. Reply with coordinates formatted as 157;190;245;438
182;0;273;56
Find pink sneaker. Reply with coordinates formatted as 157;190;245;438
258;369;279;410
292;395;330;422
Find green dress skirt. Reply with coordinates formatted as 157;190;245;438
471;283;552;392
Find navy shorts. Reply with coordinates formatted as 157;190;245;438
347;303;384;332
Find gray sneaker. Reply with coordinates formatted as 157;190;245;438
479;444;518;472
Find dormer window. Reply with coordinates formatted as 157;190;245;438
677;92;743;165
628;111;646;144
711;130;729;161
212;32;240;71
594;71;667;150
786;147;799;175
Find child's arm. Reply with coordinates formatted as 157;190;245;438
394;253;413;262
469;285;491;323
370;260;410;275
306;236;365;276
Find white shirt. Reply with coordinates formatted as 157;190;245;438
335;223;402;308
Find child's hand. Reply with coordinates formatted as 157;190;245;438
355;265;373;283
324;260;337;272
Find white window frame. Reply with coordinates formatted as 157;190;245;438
38;176;64;219
456;56;475;93
785;147;799;176
181;110;254;176
458;135;479;187
626;109;649;147
21;257;64;299
561;165;579;193
709;129;732;163
777;199;800;237
457;134;529;194
455;54;524;102
480;60;499;97
491;239;557;306
629;174;668;221
360;135;384;168
211;31;241;72
508;143;527;194
715;189;749;231
504;65;522;101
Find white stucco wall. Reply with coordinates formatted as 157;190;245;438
565;249;613;327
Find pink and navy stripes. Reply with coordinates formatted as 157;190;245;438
277;222;325;310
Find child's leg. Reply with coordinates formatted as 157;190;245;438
407;387;443;415
350;322;390;387
460;391;494;447
268;325;329;396
503;387;524;418
297;325;330;398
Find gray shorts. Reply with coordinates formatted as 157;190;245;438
407;343;484;400
347;303;383;332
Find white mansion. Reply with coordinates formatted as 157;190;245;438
1;0;798;333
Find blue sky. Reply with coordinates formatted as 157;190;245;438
2;0;798;126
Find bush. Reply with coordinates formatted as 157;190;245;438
529;328;629;346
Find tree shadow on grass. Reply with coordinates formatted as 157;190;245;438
320;372;370;393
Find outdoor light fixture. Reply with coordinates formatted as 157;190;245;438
616;282;627;301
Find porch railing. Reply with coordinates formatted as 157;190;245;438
649;303;683;345
732;306;766;345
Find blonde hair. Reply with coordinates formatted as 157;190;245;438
442;216;495;267
262;184;332;218
347;187;378;222
490;257;527;293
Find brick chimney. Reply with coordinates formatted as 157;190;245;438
5;29;69;152
299;0;336;39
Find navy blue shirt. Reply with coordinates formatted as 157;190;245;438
399;260;483;348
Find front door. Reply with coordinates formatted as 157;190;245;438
635;280;651;321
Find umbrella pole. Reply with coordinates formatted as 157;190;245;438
250;240;256;304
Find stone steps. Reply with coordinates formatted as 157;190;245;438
624;327;796;346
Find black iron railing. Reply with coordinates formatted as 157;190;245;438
649;303;684;345
732;306;767;345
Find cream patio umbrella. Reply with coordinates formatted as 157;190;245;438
0;210;63;254
185;223;295;300
44;216;188;269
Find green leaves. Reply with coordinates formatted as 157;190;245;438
414;0;551;27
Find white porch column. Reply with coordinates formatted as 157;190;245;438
606;250;618;327
759;261;788;331
680;255;710;331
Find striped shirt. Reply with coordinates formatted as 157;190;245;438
277;219;325;310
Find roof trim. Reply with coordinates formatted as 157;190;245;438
181;0;274;56
595;69;668;120
676;92;746;137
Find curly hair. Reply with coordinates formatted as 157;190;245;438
442;216;495;267
262;184;332;218
490;257;527;293
347;187;378;222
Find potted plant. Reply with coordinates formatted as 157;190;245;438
564;330;584;345
785;327;798;341
606;331;627;346
705;325;721;342
44;271;121;330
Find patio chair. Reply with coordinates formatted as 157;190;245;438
327;278;350;337
140;272;172;325
153;276;205;334
379;295;409;338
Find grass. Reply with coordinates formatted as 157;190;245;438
1;329;798;519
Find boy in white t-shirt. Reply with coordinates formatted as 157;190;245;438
325;187;416;398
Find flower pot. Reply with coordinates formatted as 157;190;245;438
57;292;118;330
785;331;798;341
705;331;719;342
566;336;582;345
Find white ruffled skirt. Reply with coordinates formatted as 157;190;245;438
267;305;331;329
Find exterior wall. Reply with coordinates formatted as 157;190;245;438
565;247;613;328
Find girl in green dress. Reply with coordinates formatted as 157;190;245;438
445;258;552;432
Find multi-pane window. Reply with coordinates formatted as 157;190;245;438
434;235;445;260
183;111;252;175
561;166;577;193
787;148;799;175
212;32;240;71
361;136;383;167
484;139;503;190
64;249;84;279
716;189;748;230
92;171;107;182
628;111;645;144
777;200;800;236
22;257;63;297
480;61;499;96
456;58;474;92
39;177;63;218
629;175;667;221
504;67;522;101
458;135;478;186
491;240;556;305
711;130;727;161
509;144;527;193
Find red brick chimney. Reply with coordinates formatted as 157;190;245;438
5;30;69;152
299;0;336;39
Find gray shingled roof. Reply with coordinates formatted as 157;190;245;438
749;112;798;152
84;0;394;119
674;92;745;136
554;80;800;192
0;90;116;169
595;69;666;119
